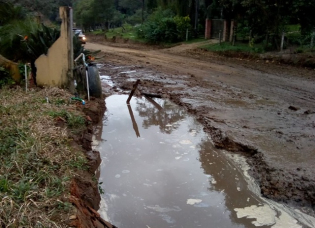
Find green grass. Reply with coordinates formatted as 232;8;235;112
201;42;265;54
92;24;138;41
0;86;89;227
48;109;86;128
92;30;105;35
285;24;300;33
183;37;206;44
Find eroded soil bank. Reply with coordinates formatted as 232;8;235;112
86;39;315;219
68;97;117;228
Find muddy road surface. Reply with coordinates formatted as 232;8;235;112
86;41;315;217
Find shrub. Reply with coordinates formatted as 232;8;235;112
137;8;191;43
0;67;15;88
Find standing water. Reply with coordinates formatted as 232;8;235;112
95;95;304;228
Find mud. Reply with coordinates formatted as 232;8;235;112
96;95;308;227
67;97;117;228
86;40;315;218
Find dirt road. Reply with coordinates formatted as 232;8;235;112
86;40;315;215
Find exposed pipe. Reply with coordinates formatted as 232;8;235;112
24;64;28;92
74;53;90;101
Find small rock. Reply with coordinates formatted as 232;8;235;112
69;215;77;220
288;106;299;111
304;110;314;115
302;176;309;181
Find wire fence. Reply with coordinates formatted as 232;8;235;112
235;29;315;53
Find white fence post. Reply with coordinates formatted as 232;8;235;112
24;64;28;92
280;30;285;51
186;29;189;41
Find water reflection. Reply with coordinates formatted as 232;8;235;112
136;97;186;134
127;104;141;137
198;139;262;227
97;95;299;228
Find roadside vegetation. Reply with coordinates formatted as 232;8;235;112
0;3;99;226
71;0;315;60
92;23;139;41
3;0;314;52
201;42;265;54
0;85;89;227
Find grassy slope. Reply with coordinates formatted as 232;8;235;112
0;86;89;227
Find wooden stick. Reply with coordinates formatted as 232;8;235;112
127;104;140;137
141;92;162;98
126;79;140;104
144;96;163;111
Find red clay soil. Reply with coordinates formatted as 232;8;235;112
67;98;117;228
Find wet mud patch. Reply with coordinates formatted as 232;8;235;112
95;60;315;225
96;94;311;228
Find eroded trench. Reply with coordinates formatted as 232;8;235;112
91;91;310;228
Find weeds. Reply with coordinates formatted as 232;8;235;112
48;109;85;128
54;98;66;106
0;86;88;227
201;42;265;54
67;156;88;170
0;66;15;88
98;182;105;195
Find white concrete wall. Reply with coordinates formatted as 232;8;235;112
35;7;71;88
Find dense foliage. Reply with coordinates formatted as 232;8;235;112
3;0;314;35
72;0;315;44
2;0;314;46
137;8;191;43
0;1;60;84
3;0;72;21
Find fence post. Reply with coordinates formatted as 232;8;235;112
280;30;285;51
219;30;222;45
186;28;189;41
232;26;237;46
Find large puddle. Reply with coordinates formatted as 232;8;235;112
95;95;306;228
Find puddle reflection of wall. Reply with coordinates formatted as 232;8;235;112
135;98;187;134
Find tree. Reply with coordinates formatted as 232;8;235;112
3;0;74;22
92;0;116;29
147;0;158;12
291;0;315;34
0;1;26;26
73;0;95;30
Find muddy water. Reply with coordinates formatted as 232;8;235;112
96;95;302;228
